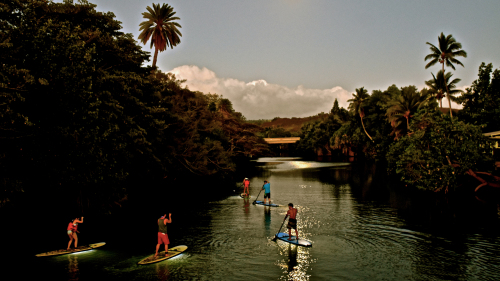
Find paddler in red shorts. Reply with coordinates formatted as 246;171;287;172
242;178;250;196
155;213;172;258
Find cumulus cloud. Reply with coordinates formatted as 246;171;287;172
169;65;350;120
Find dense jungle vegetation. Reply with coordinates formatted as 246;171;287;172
0;0;268;211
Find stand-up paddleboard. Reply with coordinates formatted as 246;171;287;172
138;245;188;265
36;242;106;257
253;200;281;207
274;233;312;247
240;193;251;198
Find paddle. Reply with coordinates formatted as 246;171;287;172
272;215;288;241
252;187;263;205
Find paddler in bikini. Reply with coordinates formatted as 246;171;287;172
67;217;83;250
284;203;299;241
155;213;172;258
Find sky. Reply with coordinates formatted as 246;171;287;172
76;0;500;120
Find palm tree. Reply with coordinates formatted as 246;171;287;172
347;87;373;142
425;70;446;108
424;32;467;117
425;70;463;112
139;3;182;69
386;86;431;139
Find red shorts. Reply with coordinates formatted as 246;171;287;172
157;232;170;245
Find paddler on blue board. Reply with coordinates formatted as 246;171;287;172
284;203;299;241
155;213;172;258
262;180;271;205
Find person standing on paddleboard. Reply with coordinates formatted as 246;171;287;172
155;213;172;258
242;178;250;196
67;217;83;250
262;180;271;205
285;203;299;241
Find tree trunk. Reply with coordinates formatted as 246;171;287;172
360;116;374;142
152;47;159;69
442;63;453;118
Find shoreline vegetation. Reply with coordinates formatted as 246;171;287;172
1;1;499;213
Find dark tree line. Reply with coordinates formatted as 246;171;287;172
0;0;268;211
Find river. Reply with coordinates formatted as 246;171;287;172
11;157;500;280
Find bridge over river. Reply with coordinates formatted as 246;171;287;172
263;137;300;144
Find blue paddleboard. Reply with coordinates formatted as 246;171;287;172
253;200;280;207
274;232;312;247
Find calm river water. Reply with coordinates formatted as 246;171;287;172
14;157;500;280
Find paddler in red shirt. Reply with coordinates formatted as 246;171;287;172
67;217;84;250
242;178;250;196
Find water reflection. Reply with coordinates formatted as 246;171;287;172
67;254;79;281
155;260;170;281
264;207;272;237
243;197;250;214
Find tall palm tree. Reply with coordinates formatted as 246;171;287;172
139;3;182;69
386;87;431;139
424;32;467;117
347;87;373;142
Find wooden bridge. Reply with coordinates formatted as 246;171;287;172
263;137;300;144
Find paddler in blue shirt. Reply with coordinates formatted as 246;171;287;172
262;180;271;205
155;213;172;258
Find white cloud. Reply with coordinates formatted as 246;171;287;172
169;65;350;120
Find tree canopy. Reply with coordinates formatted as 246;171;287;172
0;0;268;210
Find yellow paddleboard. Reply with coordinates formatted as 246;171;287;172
138;245;188;265
35;242;106;257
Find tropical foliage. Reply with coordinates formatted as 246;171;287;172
385;86;433;139
457;63;500;133
386;110;493;192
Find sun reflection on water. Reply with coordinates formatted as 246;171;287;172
257;158;350;171
275;243;315;281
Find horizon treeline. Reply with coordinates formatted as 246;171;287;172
0;0;268;211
